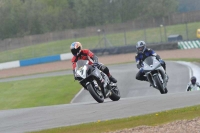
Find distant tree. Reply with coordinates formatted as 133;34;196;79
178;0;200;12
136;0;178;19
0;0;179;39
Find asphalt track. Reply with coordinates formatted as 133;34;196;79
71;61;190;103
0;61;200;133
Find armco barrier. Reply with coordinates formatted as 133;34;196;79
0;53;73;70
0;42;178;70
0;61;20;70
20;55;61;66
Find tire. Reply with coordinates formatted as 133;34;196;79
154;75;166;94
164;88;168;93
87;83;104;103
109;86;120;101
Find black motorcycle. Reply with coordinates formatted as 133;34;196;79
143;56;168;94
75;60;120;103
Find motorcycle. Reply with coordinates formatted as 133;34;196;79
187;84;200;91
143;56;168;94
75;60;120;103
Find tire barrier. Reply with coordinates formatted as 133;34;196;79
178;40;200;49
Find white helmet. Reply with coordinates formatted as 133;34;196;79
136;41;146;53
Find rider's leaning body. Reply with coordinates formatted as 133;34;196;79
135;41;167;81
135;48;163;69
70;42;117;83
71;49;96;70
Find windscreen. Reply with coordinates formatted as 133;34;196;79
76;60;88;69
143;56;154;66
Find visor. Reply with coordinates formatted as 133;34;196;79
71;47;81;56
137;46;144;52
191;79;196;84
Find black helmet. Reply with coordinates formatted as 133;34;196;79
136;41;146;53
70;42;82;56
191;76;196;85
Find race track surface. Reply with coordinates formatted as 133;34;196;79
71;61;189;103
1;61;200;133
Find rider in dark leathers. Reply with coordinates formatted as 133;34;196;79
135;41;168;82
187;76;200;91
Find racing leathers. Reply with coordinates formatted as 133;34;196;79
187;82;200;91
135;48;166;81
71;49;117;83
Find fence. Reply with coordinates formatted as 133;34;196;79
0;11;200;63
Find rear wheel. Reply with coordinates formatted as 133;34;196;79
109;86;120;101
154;75;166;94
87;83;104;103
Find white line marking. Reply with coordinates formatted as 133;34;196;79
176;61;200;92
70;88;84;103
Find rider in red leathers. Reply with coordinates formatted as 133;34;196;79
70;42;117;83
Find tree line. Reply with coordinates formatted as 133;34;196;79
0;0;178;39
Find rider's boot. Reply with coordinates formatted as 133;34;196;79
163;66;169;82
165;73;169;82
109;75;117;83
166;74;169;82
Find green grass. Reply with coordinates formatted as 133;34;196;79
0;58;199;132
166;58;200;62
31;104;200;133
0;75;81;110
1;22;200;63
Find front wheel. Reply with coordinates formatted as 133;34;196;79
154;75;166;94
109;86;120;101
87;83;104;103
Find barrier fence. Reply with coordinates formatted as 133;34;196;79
0;42;178;70
178;40;200;49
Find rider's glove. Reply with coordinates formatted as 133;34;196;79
93;62;99;67
139;67;144;73
159;59;164;64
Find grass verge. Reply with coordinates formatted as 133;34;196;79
1;22;200;63
166;58;200;63
31;104;200;133
0;75;81;110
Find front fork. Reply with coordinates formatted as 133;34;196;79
146;69;166;88
146;73;156;87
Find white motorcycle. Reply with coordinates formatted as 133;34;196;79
75;60;120;103
143;56;168;94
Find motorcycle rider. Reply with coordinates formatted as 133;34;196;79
135;40;168;82
70;42;117;83
187;76;200;91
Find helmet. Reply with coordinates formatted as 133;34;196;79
136;41;146;53
70;42;82;56
191;76;196;85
